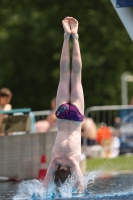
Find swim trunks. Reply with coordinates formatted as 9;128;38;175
55;103;84;122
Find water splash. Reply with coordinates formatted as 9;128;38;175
13;171;96;200
13;171;133;200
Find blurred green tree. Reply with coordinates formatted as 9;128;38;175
0;0;133;110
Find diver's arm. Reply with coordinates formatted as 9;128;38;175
43;160;57;188
71;163;85;193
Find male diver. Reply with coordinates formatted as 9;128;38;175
43;16;85;193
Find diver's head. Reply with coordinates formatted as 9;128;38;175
54;165;71;187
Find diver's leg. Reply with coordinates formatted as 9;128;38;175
56;17;71;109
70;17;84;115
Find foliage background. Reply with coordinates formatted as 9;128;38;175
0;0;133;111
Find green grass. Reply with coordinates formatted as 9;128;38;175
86;155;133;172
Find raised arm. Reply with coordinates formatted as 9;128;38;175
43;160;57;188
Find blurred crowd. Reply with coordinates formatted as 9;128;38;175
0;92;123;159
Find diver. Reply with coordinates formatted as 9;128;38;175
43;16;85;193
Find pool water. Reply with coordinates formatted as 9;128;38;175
0;172;133;200
0;182;18;200
87;173;133;200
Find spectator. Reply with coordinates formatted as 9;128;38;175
96;123;113;157
0;88;12;135
81;118;97;145
130;96;133;105
35;97;57;133
96;123;112;144
114;117;121;137
96;123;120;158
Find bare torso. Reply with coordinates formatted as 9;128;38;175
52;118;82;166
43;118;84;190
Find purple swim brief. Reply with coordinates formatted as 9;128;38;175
55;103;84;122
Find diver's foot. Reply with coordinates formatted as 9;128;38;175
62;17;71;37
70;17;79;39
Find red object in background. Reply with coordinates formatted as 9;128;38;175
96;126;112;144
37;155;47;180
0;176;21;182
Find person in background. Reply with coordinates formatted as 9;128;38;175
35;97;57;133
96;122;120;158
0;88;12;135
46;97;57;128
114;117;121;137
81;118;97;146
96;122;113;157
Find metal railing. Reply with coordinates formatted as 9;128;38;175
32;110;51;122
82;105;133;154
85;105;133;126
